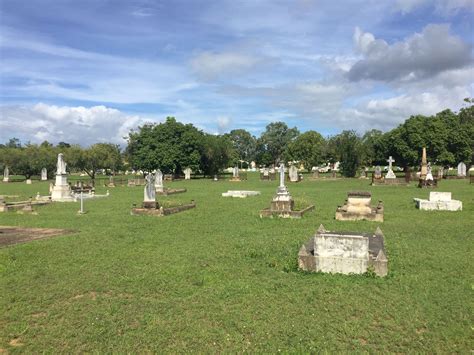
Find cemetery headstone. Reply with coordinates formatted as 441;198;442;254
335;191;383;222
374;166;382;179
457;162;466;177
143;173;157;209
51;153;74;202
426;162;434;181
155;169;164;192
3;166;9;182
184;168;192;180
298;225;388;277
41;168;47;181
385;156;396;179
437;167;444;179
289;165;299;182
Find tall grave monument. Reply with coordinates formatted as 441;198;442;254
51;153;74;202
260;164;314;218
385;156;396;179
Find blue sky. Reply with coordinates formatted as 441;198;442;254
0;0;473;146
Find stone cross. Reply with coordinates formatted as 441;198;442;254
56;153;67;175
387;156;395;171
279;163;285;188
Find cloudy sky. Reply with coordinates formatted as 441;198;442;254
0;0;473;146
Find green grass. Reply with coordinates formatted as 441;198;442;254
1;175;473;352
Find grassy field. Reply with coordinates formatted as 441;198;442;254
1;174;473;352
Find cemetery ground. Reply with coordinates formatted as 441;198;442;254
0;174;472;352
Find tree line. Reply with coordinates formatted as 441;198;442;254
1;100;472;178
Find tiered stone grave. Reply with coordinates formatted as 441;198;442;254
335;191;383;222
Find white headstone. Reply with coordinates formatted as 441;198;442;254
289;165;299;182
184;168;192;180
144;173;156;202
51;153;74;201
3;166;9;182
41;168;47;181
426;162;433;181
155;169;164;192
374;166;382;179
233;166;239;178
457;162;466;177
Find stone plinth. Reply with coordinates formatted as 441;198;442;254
260;188;314;219
51;174;75;202
336;191;383;222
222;190;261;198
298;225;388;277
414;192;462;211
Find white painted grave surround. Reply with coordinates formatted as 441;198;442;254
222;190;260;198
414;191;462;211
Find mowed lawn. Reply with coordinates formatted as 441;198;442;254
1;174;473;352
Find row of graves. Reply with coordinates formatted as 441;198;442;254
1;152;467;278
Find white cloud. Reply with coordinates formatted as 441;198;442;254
0;103;150;146
349;24;472;82
216;116;232;133
190;51;261;81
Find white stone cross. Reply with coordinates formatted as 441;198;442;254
279;163;285;187
387;156;395;170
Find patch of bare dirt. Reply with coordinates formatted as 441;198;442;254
8;338;22;347
0;226;76;247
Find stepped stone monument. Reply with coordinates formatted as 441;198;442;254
3;166;9;182
51;153;74;202
184;168;192;180
414;192;462;211
298;225;388;277
260;164;314;218
41;168;47;181
335;191;383;222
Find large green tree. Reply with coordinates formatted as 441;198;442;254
126;117;203;174
200;134;235;176
258;122;299;165
224;129;257;165
284;130;325;171
331;130;361;177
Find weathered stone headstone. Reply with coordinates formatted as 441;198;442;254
457;162;466;177
385;156;396;179
143;173;156;209
359;169;366;179
298;225;388;277
233;166;239;178
184;168;192;180
155;169;164;192
26;179;32;184
289;165;299;182
41;168;47;181
51;153;74;202
374;166;382;179
312;170;319;179
3;166;9;182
